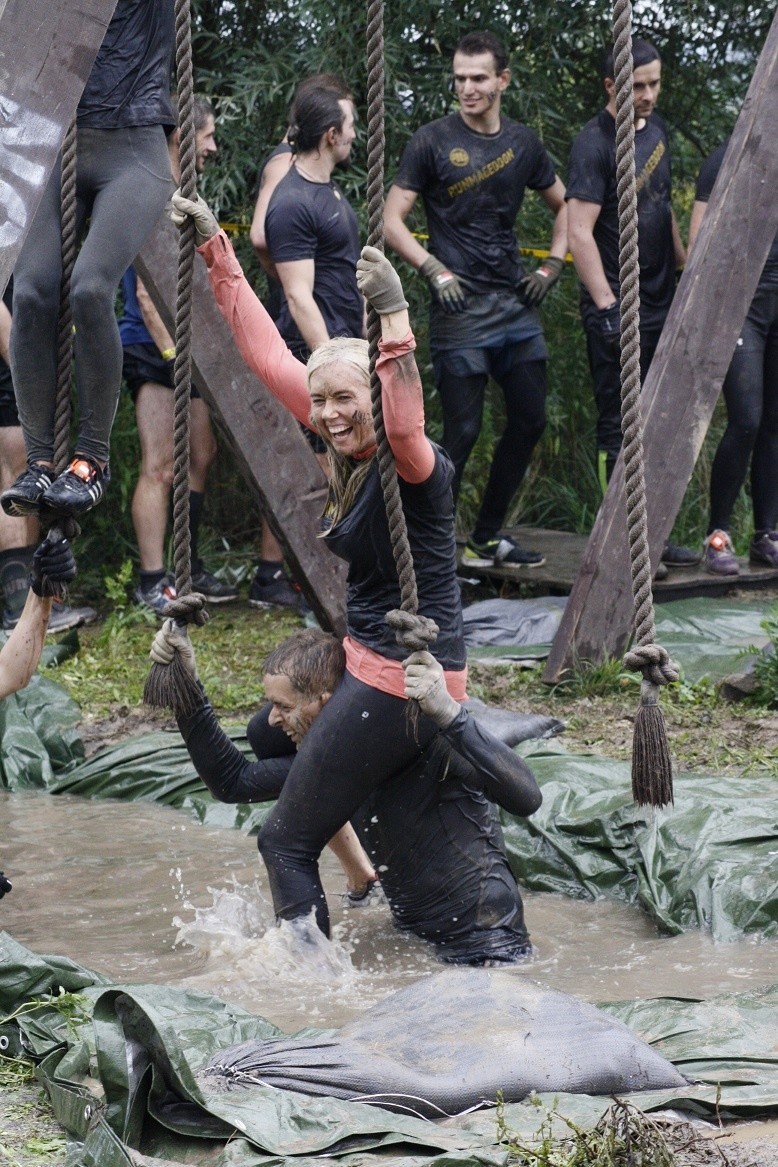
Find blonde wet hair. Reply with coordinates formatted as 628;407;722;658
306;338;376;529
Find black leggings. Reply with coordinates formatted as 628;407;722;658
709;286;778;534
436;355;546;539
256;671;437;935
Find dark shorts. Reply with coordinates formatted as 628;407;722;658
122;343;200;403
0;372;20;428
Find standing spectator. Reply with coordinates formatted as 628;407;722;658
566;38;697;569
0;285;95;632
384;31;568;569
119;96;238;613
689;141;778;575
2;0;175;521
246;73;351;611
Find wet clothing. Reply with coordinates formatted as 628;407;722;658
178;688;540;963
0;282;18;428
566;109;676;468
198;229;466;933
10;3;173;466
696;143;778;534
264;166;363;354
393;113;555;524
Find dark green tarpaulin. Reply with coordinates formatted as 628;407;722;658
2;935;778;1167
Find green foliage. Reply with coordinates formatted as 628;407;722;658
749;603;778;708
550;657;638;700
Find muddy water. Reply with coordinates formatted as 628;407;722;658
2;788;777;1033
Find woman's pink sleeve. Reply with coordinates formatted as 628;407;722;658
197;232;312;429
376;332;435;484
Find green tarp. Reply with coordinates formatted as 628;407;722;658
2;935;778;1167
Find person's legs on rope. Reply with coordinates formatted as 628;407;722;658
467;341;547;568
257;671;438;937
40;125;172;518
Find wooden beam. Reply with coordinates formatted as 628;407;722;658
544;13;778;681
0;0;118;297
135;219;348;637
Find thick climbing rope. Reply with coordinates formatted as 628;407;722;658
144;0;207;716
611;0;679;807
365;0;438;655
52;119;77;477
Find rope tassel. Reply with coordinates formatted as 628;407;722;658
143;594;209;717
631;680;673;807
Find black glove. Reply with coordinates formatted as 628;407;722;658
30;536;77;597
516;256;564;307
0;872;11;898
419;254;468;315
595;300;621;340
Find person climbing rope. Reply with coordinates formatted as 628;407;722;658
170;191;467;938
1;0;175;521
151;623;542;963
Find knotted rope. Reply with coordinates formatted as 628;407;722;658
612;0;679;807
144;0;208;717
365;0;438;656
52;119;78;477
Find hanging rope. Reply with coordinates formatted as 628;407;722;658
52;119;77;478
365;0;438;654
144;0;208;717
611;0;679;807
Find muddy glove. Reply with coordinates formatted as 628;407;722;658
403;650;460;728
356;246;409;314
517;256;564;307
594;300;620;341
150;617;198;680
29;536;77;596
0;872;11;898
419;254;467;315
170;190;220;247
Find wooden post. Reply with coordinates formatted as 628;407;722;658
544;12;778;681
0;0;118;298
135;218;348;636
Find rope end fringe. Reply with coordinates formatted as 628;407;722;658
632;700;674;808
143;656;203;718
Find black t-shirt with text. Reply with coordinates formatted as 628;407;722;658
393;113;557;294
265;166;363;348
566;109;675;329
696;141;778;288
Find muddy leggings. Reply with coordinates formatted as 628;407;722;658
257;671;438;936
708;286;778;534
10;125;172;467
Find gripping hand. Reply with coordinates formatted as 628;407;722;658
30;536;77;597
150;617;198;680
419;254;467;315
356;246;409;314
517;256;564;307
403;650;460;728
170;190;220;247
595;300;621;340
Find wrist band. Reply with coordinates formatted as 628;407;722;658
161;347;176;362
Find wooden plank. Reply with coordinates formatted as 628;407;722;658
0;0;118;297
135;218;348;636
544;12;778;681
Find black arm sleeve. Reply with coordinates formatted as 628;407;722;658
177;696;293;804
441;708;542;817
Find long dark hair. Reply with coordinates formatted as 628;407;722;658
288;86;348;154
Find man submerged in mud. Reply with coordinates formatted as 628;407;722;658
151;624;543;964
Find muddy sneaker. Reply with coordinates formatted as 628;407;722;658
41;457;110;516
341;878;385;908
249;567;304;611
134;574;177;616
1;463;55;517
47;598;97;633
190;566;238;603
465;534;545;568
661;540;701;568
749;530;778;568
703;530;739;576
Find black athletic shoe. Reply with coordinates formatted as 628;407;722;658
3;598;97;633
660;540;701;568
1;463;55;518
249;568;304;611
190;566;239;603
41;457;109;516
464;534;545;568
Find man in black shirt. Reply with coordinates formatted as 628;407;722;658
151;623;543;965
385;31;568;570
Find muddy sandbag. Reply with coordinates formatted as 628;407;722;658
201;969;687;1118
